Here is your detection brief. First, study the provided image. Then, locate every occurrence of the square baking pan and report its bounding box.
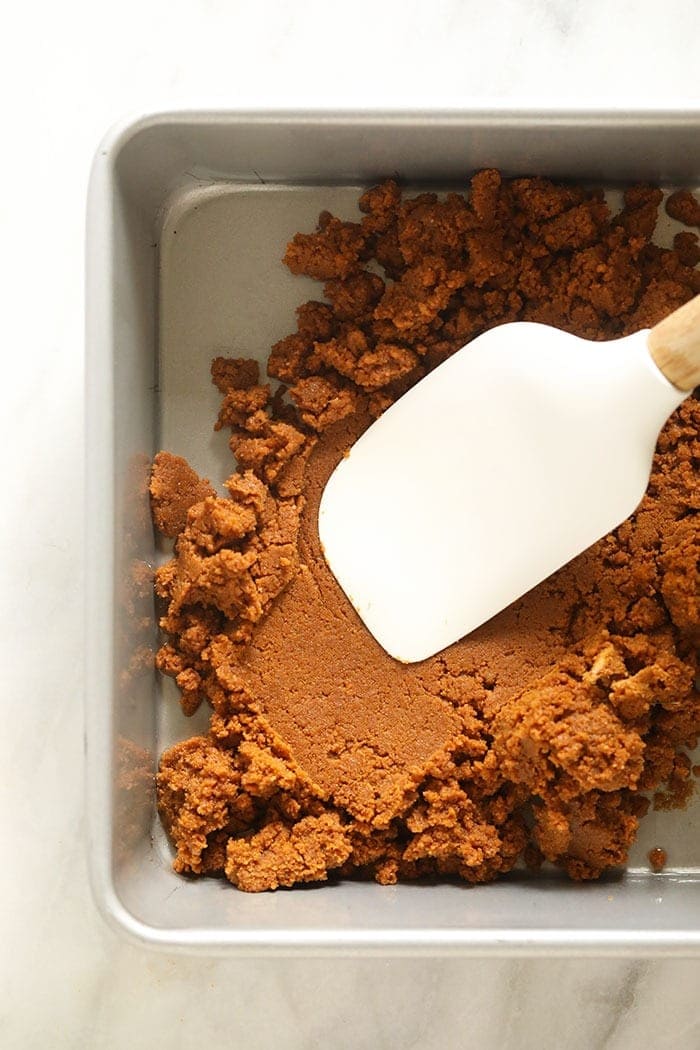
[86,109,700,955]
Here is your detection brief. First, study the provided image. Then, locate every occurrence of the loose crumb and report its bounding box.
[150,452,216,537]
[666,190,700,228]
[648,847,667,873]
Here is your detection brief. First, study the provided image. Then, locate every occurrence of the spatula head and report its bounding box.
[318,322,686,663]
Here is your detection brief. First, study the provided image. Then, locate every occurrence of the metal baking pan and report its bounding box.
[86,110,700,954]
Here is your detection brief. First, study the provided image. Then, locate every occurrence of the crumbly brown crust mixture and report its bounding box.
[153,172,699,892]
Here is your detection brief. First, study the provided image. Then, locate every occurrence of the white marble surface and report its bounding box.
[3,1,700,1046]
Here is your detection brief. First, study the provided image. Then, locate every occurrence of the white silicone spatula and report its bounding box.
[319,295,700,664]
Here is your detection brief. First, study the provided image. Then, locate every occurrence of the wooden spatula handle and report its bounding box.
[647,294,700,391]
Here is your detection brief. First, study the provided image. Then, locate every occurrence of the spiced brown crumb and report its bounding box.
[211,356,260,394]
[289,375,361,431]
[648,847,667,873]
[283,216,366,280]
[150,452,216,537]
[673,231,700,268]
[666,189,700,228]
